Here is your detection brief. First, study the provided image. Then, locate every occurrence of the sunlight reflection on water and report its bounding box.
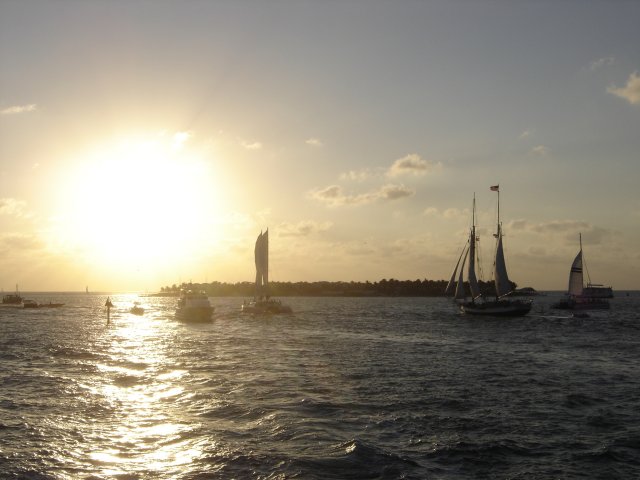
[86,303,206,477]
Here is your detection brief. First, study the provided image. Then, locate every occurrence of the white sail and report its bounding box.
[445,244,467,295]
[253,229,270,299]
[568,249,583,296]
[494,225,512,298]
[263,229,269,296]
[454,247,469,301]
[254,231,263,297]
[468,225,481,299]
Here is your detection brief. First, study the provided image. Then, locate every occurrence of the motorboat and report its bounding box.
[129,302,145,315]
[175,290,214,322]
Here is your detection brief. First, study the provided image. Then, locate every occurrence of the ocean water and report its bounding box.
[1,293,639,479]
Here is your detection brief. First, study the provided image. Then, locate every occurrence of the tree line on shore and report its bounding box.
[158,278,519,297]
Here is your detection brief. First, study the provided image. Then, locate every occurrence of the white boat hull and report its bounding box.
[175,306,214,322]
[175,290,214,322]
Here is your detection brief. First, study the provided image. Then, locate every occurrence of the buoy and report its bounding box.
[105,296,113,324]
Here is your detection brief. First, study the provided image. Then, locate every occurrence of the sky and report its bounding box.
[1,0,639,293]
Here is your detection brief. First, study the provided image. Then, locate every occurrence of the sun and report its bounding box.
[51,134,225,273]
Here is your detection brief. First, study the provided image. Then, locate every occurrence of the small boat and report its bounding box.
[2,285,24,307]
[445,187,532,317]
[241,229,292,314]
[2,294,23,306]
[552,234,611,310]
[129,302,145,315]
[22,299,39,308]
[24,300,65,308]
[175,290,214,322]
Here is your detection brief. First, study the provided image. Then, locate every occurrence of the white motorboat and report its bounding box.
[175,290,214,322]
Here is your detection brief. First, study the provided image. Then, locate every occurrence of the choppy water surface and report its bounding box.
[1,293,639,479]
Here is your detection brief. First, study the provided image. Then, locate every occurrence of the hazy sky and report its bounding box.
[1,0,639,292]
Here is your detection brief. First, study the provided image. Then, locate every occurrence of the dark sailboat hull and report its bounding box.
[461,299,532,317]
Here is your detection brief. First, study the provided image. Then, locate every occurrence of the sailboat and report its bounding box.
[241,229,292,314]
[445,195,482,304]
[446,186,532,316]
[552,234,611,310]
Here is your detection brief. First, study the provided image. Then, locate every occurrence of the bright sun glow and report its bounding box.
[52,134,225,273]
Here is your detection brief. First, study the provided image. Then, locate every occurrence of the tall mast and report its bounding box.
[497,188,500,229]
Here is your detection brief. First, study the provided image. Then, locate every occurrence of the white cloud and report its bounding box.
[305,138,324,147]
[339,168,380,182]
[518,129,533,139]
[387,153,440,177]
[241,141,263,150]
[589,56,615,71]
[278,220,333,237]
[172,131,192,149]
[530,145,549,157]
[379,184,414,200]
[423,207,439,216]
[0,233,43,252]
[607,71,640,105]
[0,198,28,217]
[507,219,612,245]
[309,183,414,207]
[1,104,37,115]
[443,208,469,220]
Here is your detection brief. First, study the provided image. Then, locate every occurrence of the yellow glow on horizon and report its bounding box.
[50,134,227,273]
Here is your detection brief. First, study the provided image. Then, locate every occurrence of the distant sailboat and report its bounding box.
[447,186,532,316]
[552,234,611,310]
[241,229,292,314]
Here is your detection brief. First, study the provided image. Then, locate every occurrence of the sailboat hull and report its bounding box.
[461,299,532,317]
[241,299,292,314]
[552,296,610,310]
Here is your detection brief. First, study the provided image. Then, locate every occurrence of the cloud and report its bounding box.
[339,168,380,182]
[241,141,263,150]
[507,219,612,245]
[607,71,640,105]
[309,184,414,207]
[589,56,615,71]
[1,104,37,115]
[387,153,440,177]
[0,198,28,217]
[0,233,43,252]
[443,208,469,220]
[379,184,414,200]
[518,129,533,139]
[423,207,439,216]
[305,138,324,147]
[530,145,549,157]
[172,131,192,149]
[278,220,333,237]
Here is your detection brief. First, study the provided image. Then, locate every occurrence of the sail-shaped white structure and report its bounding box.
[552,234,610,310]
[242,229,292,314]
[447,195,482,303]
[494,225,513,298]
[254,230,269,299]
[567,249,584,297]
